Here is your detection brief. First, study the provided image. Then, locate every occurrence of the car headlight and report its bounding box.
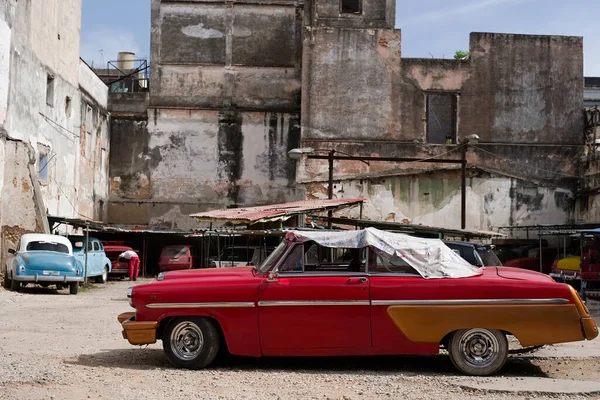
[157,272,165,281]
[127,287,133,307]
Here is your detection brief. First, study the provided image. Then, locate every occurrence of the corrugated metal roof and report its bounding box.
[190,198,364,224]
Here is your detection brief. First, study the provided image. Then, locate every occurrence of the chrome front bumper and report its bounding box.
[13,274,84,283]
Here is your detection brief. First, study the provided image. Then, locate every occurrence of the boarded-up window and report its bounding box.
[46,74,55,107]
[85,105,94,158]
[340,0,361,14]
[426,93,458,144]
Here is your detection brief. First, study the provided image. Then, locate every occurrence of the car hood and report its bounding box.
[19,251,77,271]
[162,266,254,280]
[494,266,555,283]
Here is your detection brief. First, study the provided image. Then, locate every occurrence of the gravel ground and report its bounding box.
[0,279,599,400]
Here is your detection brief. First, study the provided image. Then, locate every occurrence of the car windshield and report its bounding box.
[162,246,188,257]
[26,241,69,254]
[258,242,287,272]
[476,246,503,266]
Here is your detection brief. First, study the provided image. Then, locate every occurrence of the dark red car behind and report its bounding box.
[159,245,198,272]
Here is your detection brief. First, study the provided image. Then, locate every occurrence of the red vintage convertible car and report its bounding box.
[118,228,598,376]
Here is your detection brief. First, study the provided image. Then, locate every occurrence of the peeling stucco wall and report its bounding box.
[107,0,304,227]
[298,30,583,230]
[0,0,109,249]
[304,169,574,231]
[108,109,302,227]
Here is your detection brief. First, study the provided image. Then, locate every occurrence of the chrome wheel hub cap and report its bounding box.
[460,329,499,368]
[171,322,204,360]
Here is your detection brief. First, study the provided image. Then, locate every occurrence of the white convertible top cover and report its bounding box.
[286,227,482,279]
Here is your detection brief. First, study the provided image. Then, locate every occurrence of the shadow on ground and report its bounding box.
[66,348,547,377]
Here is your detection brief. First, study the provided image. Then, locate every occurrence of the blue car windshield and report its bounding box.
[26,241,69,254]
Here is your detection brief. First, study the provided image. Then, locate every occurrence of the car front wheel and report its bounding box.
[448,328,508,376]
[163,317,220,370]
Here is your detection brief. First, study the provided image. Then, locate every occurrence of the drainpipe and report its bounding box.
[84,222,89,285]
[328,150,334,229]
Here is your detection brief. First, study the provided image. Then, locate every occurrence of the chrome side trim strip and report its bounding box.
[372,298,570,306]
[258,300,371,307]
[147,302,256,309]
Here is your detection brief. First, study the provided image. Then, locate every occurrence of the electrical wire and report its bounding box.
[51,177,92,220]
[470,145,582,179]
[39,112,80,141]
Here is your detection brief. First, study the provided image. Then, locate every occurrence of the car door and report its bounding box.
[258,243,371,352]
[367,248,440,354]
[92,240,102,276]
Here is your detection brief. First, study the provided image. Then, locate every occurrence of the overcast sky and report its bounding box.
[81,0,600,76]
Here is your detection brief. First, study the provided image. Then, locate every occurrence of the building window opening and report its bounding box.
[426,92,458,144]
[340,0,361,14]
[46,74,55,107]
[65,96,72,117]
[38,153,49,182]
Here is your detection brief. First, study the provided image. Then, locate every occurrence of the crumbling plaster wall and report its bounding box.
[298,32,583,230]
[107,0,304,227]
[108,109,302,227]
[462,33,583,144]
[0,0,109,253]
[310,170,574,230]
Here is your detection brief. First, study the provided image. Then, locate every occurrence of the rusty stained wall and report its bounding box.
[107,0,305,228]
[400,33,583,143]
[302,28,401,141]
[298,32,583,230]
[297,140,580,230]
[107,109,302,228]
[150,0,302,110]
[312,169,574,230]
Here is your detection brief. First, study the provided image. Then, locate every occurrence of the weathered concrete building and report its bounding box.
[0,0,109,250]
[107,0,303,228]
[300,31,583,230]
[107,0,585,232]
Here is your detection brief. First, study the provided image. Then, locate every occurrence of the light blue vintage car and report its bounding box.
[67,236,112,283]
[3,234,84,294]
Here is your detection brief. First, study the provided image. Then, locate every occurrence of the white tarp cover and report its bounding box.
[287,227,482,279]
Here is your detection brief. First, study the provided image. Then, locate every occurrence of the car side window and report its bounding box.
[278,245,304,273]
[368,248,420,275]
[93,242,100,251]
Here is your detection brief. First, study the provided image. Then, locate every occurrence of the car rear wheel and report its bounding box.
[95,267,108,284]
[10,274,20,292]
[448,328,508,376]
[69,283,79,295]
[2,271,10,289]
[163,317,220,370]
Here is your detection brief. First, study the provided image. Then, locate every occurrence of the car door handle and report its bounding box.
[347,277,368,283]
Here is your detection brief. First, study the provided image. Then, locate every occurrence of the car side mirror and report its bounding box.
[7,248,16,255]
[266,271,279,282]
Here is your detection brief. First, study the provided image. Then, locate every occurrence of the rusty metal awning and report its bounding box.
[190,198,365,225]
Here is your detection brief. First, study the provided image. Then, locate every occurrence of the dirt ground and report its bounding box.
[1,279,599,400]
